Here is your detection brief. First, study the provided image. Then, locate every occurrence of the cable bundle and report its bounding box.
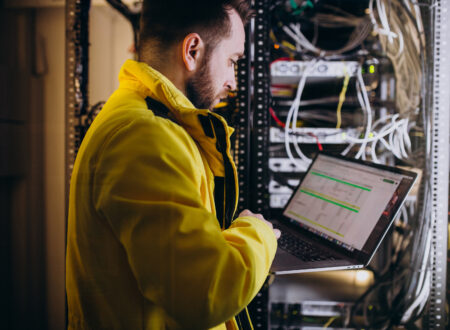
[369,0,424,115]
[283,59,319,170]
[281,18,372,56]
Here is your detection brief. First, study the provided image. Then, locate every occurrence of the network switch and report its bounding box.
[270,127,357,144]
[271,61,359,85]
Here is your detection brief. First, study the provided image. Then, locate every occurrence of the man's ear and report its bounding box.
[182,33,205,72]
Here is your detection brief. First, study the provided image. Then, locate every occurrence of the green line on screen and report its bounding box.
[301,187,360,210]
[287,210,344,237]
[311,171,371,191]
[300,189,359,213]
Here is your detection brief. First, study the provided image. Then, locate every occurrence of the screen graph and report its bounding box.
[284,154,405,250]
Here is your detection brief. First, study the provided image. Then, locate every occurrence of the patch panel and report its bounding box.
[269,179,298,194]
[269,158,308,173]
[270,193,292,209]
[271,61,359,85]
[269,127,357,144]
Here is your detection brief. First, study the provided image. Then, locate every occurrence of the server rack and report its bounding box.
[246,0,448,329]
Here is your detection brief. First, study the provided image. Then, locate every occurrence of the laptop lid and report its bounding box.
[281,152,418,266]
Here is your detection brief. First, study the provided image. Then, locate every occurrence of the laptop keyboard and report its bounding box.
[278,230,337,262]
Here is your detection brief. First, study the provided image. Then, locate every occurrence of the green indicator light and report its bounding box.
[383,179,395,184]
[369,65,375,74]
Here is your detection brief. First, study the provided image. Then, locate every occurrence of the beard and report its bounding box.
[186,53,217,110]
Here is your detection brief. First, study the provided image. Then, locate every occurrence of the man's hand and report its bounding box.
[239,209,281,239]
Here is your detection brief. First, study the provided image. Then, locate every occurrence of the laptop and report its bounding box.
[270,152,418,275]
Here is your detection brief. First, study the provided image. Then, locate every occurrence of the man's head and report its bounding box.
[139,0,252,109]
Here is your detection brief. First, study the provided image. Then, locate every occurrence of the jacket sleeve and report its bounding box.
[92,116,278,329]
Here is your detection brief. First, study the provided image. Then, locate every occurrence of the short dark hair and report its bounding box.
[139,0,253,57]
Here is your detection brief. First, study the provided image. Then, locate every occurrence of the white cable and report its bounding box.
[341,142,354,156]
[284,60,318,169]
[404,0,424,37]
[354,68,373,159]
[345,119,403,143]
[347,112,411,162]
[291,23,319,53]
[408,201,415,217]
[371,142,380,163]
[398,127,408,158]
[400,270,431,323]
[389,130,402,159]
[387,19,406,62]
[415,230,432,297]
[372,114,394,130]
[370,115,395,163]
[293,25,319,53]
[400,204,409,225]
[351,119,412,162]
[369,0,399,42]
[291,60,319,163]
[400,231,432,323]
[397,130,407,158]
[415,273,431,316]
[403,118,412,152]
[282,25,303,49]
[289,61,317,162]
[378,0,405,59]
[284,98,303,169]
[283,24,319,54]
[390,125,401,158]
[378,121,397,151]
[370,0,404,61]
[389,116,404,158]
[377,0,395,43]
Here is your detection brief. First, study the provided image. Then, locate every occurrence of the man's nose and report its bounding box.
[225,66,237,91]
[226,75,237,91]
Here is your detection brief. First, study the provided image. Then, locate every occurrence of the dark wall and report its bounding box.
[0,6,47,330]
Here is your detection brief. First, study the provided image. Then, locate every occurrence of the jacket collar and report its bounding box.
[118,60,235,176]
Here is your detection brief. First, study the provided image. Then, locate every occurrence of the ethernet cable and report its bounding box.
[284,59,319,169]
[342,67,412,162]
[369,0,399,44]
[354,67,373,160]
[345,115,410,163]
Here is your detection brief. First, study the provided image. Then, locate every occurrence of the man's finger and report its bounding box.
[273,229,281,239]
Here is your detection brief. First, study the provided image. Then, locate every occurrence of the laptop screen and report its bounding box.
[283,153,417,256]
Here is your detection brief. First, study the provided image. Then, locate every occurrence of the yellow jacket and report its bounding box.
[66,60,277,329]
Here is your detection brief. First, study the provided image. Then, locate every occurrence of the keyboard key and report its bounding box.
[278,231,335,262]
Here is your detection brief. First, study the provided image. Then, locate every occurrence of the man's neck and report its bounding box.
[141,48,187,96]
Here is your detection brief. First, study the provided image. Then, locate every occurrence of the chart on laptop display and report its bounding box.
[284,155,403,250]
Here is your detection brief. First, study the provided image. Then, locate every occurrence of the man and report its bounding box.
[66,0,280,329]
